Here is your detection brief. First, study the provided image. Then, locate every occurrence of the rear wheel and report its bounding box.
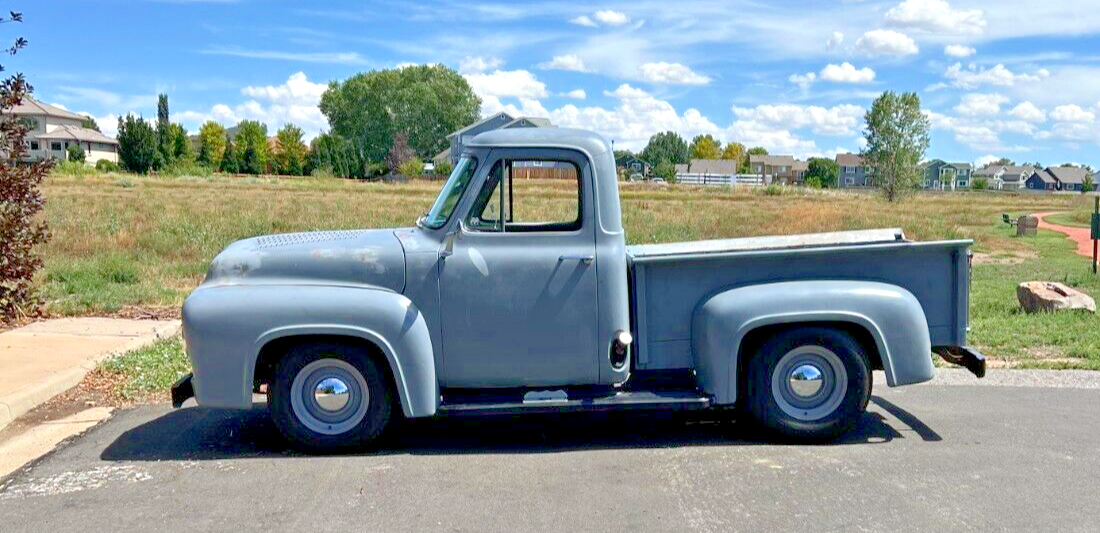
[746,327,871,441]
[269,342,394,453]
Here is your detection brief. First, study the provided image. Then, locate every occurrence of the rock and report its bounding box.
[1017,281,1096,313]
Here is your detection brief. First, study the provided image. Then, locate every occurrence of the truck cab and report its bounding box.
[177,127,985,452]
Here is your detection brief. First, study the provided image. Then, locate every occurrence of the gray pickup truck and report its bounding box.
[174,127,984,452]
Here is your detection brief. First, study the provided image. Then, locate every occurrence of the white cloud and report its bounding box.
[1050,104,1096,123]
[569,15,597,27]
[1036,122,1099,143]
[177,72,329,140]
[953,93,1009,116]
[973,154,1000,168]
[826,31,844,51]
[562,89,587,100]
[885,0,986,35]
[855,29,919,56]
[943,62,1050,89]
[459,56,503,75]
[463,69,549,100]
[927,110,1033,151]
[789,72,817,91]
[1008,102,1046,123]
[638,62,711,85]
[819,62,876,83]
[731,103,865,137]
[944,44,976,58]
[199,47,369,65]
[593,10,630,26]
[538,54,591,72]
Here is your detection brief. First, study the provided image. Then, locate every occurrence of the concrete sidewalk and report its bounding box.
[0,318,181,431]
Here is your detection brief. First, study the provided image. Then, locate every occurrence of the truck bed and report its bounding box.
[627,228,972,371]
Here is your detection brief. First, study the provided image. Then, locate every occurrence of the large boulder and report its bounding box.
[1017,281,1096,313]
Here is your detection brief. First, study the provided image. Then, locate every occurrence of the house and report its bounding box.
[923,160,973,190]
[9,97,118,165]
[973,164,1035,190]
[434,112,552,165]
[748,154,796,184]
[615,153,651,178]
[791,159,809,183]
[674,159,738,185]
[1025,166,1092,191]
[836,153,869,187]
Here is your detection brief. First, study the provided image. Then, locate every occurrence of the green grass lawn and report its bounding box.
[39,170,1100,371]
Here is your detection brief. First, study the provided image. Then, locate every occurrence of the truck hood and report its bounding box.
[201,229,406,292]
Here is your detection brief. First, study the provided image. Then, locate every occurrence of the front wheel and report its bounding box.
[269,342,394,453]
[746,327,871,441]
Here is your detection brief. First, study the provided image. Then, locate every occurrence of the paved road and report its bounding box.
[1,376,1098,533]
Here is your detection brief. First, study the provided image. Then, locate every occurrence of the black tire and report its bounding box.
[746,326,871,442]
[269,342,394,453]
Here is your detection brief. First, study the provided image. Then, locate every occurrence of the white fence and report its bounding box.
[676,173,769,187]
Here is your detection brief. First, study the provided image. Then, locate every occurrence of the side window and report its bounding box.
[466,158,582,233]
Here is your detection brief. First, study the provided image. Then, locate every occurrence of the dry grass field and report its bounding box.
[37,172,1100,369]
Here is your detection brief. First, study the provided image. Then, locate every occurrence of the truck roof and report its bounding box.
[467,127,612,157]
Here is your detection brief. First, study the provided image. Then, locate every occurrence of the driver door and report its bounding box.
[437,149,599,388]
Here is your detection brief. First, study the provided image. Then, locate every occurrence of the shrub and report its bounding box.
[386,131,414,172]
[160,159,212,177]
[398,157,424,177]
[435,159,453,177]
[117,114,158,174]
[67,143,86,163]
[95,159,120,173]
[761,183,786,196]
[367,161,388,178]
[51,159,95,176]
[309,166,337,180]
[971,177,988,190]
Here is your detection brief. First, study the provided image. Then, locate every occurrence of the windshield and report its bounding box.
[420,157,477,229]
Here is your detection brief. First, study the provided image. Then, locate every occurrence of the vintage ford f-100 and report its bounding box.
[174,127,984,452]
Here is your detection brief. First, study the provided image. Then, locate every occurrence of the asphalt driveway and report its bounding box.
[1,372,1098,533]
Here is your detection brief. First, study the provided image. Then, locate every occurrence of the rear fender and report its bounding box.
[692,280,933,405]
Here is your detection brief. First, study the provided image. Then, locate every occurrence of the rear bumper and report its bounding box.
[933,346,986,378]
[171,373,195,408]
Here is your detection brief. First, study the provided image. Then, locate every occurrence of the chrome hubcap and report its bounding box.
[314,377,351,411]
[788,364,824,397]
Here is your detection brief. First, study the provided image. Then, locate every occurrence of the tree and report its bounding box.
[1083,174,1095,193]
[197,121,227,169]
[169,123,192,161]
[988,157,1014,167]
[862,91,930,202]
[80,115,100,132]
[320,65,481,161]
[747,146,768,156]
[233,120,268,174]
[219,133,238,173]
[613,149,633,162]
[721,141,747,172]
[0,11,51,320]
[386,131,415,172]
[273,123,307,175]
[116,114,158,174]
[805,157,839,188]
[689,134,721,159]
[653,160,676,182]
[66,143,85,163]
[155,93,172,168]
[309,132,362,178]
[641,131,689,166]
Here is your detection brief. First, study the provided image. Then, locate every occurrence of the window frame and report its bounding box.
[463,156,585,235]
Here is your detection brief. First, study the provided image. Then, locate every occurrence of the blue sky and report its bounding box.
[14,0,1100,167]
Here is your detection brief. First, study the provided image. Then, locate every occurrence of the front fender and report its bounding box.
[692,280,933,405]
[182,284,438,417]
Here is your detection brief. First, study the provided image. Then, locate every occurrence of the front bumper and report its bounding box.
[171,373,195,408]
[933,346,986,378]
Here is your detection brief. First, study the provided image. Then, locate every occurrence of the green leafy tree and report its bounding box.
[80,115,100,132]
[233,120,268,174]
[0,11,53,320]
[805,157,839,188]
[320,64,481,161]
[862,91,930,202]
[197,121,227,169]
[155,93,172,168]
[273,123,307,175]
[747,146,768,156]
[971,177,989,190]
[721,142,747,172]
[613,149,633,162]
[66,143,85,163]
[654,160,676,182]
[641,131,689,167]
[116,114,158,174]
[309,132,362,178]
[219,133,238,173]
[689,134,721,159]
[169,123,192,161]
[1083,174,1095,193]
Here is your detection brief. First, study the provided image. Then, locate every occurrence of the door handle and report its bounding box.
[559,254,594,265]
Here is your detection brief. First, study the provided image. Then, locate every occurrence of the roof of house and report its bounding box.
[792,159,809,172]
[1001,166,1034,181]
[973,165,1004,177]
[1046,166,1090,184]
[678,159,738,175]
[7,97,87,121]
[502,116,552,128]
[748,154,796,166]
[835,153,862,167]
[447,112,515,139]
[32,124,118,145]
[432,146,451,163]
[616,154,651,166]
[1030,169,1057,184]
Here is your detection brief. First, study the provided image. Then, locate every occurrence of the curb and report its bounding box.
[0,321,181,432]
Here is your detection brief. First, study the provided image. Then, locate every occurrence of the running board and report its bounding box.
[437,389,711,417]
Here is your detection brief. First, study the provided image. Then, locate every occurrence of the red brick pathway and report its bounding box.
[1034,212,1097,263]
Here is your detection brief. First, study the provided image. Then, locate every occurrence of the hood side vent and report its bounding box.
[255,230,369,249]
